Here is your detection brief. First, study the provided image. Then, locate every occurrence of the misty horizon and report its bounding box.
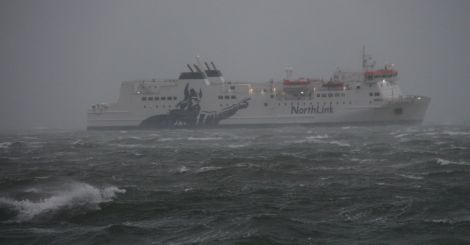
[1,0,469,130]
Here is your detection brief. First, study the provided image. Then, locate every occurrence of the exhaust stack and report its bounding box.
[211,62,217,70]
[204,62,211,70]
[187,64,194,72]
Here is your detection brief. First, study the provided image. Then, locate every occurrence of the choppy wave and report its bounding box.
[1,125,470,244]
[0,182,125,222]
[436,158,468,166]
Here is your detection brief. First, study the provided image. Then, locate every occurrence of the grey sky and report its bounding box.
[1,0,469,130]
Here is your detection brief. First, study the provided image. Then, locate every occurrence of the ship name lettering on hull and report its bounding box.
[291,105,333,114]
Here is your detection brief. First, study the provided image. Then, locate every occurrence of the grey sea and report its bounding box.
[1,125,470,244]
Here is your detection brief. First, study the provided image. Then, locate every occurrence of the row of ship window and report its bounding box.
[141,92,378,102]
[316,93,346,98]
[142,96,177,101]
[216,101,353,108]
[276,101,352,106]
[218,95,237,100]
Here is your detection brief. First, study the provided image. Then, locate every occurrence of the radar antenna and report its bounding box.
[362,45,376,70]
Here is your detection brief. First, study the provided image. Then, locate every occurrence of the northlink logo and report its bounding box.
[291,104,333,114]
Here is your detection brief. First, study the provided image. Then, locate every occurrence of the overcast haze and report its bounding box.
[1,0,469,130]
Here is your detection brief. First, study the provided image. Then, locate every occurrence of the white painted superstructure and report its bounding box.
[87,50,430,129]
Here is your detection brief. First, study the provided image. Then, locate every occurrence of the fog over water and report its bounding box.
[1,0,469,130]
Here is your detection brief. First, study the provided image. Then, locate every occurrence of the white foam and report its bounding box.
[71,139,83,145]
[187,137,223,141]
[394,133,409,138]
[177,166,190,173]
[196,166,223,173]
[0,182,125,222]
[228,144,249,148]
[112,143,153,149]
[436,158,468,166]
[398,174,424,180]
[0,142,12,149]
[328,140,351,147]
[442,130,470,136]
[306,134,329,140]
[293,134,330,143]
[158,137,182,142]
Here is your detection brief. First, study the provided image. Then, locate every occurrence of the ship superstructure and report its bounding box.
[87,50,430,129]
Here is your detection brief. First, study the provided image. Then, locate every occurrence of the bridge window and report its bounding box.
[224,96,230,99]
[369,92,373,96]
[335,93,340,97]
[142,97,147,101]
[167,96,172,100]
[161,97,166,101]
[173,96,177,100]
[374,92,380,96]
[155,97,159,101]
[321,94,327,98]
[148,97,153,101]
[231,95,236,99]
[317,93,321,98]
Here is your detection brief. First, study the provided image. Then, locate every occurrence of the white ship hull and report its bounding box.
[87,56,430,129]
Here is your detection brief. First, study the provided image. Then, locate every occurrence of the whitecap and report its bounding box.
[177,166,189,173]
[158,137,181,142]
[228,144,249,148]
[306,134,329,140]
[187,137,223,141]
[112,143,152,149]
[293,134,330,143]
[398,174,424,180]
[0,142,12,149]
[394,133,409,138]
[196,166,223,173]
[442,130,470,136]
[436,158,468,166]
[0,182,125,222]
[328,140,351,147]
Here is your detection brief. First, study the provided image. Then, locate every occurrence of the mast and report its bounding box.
[362,45,367,70]
[362,45,375,71]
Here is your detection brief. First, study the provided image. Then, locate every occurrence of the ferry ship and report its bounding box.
[87,48,430,129]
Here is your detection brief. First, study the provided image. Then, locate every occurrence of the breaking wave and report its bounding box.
[436,158,468,166]
[0,182,125,222]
